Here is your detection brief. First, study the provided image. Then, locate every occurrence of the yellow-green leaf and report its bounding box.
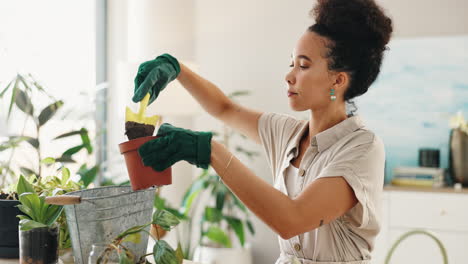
[122,232,141,244]
[41,157,56,165]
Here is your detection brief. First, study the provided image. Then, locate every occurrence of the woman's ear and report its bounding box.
[333,72,349,92]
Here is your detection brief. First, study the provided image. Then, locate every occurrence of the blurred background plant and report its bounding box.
[450,111,468,134]
[0,74,103,253]
[0,73,99,191]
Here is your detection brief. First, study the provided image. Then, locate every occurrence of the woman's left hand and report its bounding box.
[138,123,213,172]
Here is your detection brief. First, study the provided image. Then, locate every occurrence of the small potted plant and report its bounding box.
[16,175,64,264]
[119,93,171,190]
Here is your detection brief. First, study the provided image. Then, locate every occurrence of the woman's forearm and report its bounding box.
[176,63,232,118]
[210,139,297,239]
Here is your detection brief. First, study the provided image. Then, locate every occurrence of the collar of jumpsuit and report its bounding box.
[286,114,366,157]
[256,112,385,264]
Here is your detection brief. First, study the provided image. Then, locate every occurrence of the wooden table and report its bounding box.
[0,258,201,264]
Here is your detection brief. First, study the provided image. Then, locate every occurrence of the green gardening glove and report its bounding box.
[138,123,213,172]
[132,53,181,105]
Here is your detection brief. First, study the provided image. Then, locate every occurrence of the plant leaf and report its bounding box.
[204,207,222,223]
[204,226,231,248]
[17,214,31,221]
[61,167,70,183]
[116,224,148,240]
[154,194,166,210]
[44,204,63,226]
[17,204,34,219]
[79,129,93,153]
[246,219,255,235]
[0,78,13,98]
[41,157,56,165]
[175,243,184,264]
[55,155,76,163]
[122,232,142,244]
[18,219,47,231]
[18,192,41,222]
[14,89,34,116]
[153,240,179,264]
[180,177,209,215]
[38,100,64,126]
[23,136,39,149]
[232,193,247,213]
[53,129,84,140]
[215,185,227,211]
[62,145,84,157]
[165,207,188,220]
[224,216,245,246]
[0,136,29,152]
[77,165,99,187]
[118,249,133,264]
[20,167,37,177]
[152,209,180,231]
[7,77,19,120]
[17,175,35,195]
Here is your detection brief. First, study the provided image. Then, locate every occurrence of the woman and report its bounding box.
[135,0,393,263]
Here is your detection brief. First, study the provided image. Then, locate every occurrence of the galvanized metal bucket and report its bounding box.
[62,186,155,264]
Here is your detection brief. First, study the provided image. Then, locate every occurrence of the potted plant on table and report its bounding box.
[0,73,98,259]
[16,174,64,263]
[119,92,172,191]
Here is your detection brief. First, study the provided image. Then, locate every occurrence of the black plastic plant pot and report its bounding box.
[0,200,21,258]
[19,226,59,264]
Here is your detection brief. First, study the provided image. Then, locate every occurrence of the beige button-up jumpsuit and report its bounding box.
[257,112,385,264]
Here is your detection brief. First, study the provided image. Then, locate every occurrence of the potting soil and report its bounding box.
[125,121,155,140]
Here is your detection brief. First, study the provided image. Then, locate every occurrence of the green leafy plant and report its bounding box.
[13,157,94,249]
[0,74,98,192]
[31,158,90,249]
[96,193,184,264]
[15,174,64,231]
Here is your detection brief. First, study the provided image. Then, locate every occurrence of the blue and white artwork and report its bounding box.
[356,35,468,184]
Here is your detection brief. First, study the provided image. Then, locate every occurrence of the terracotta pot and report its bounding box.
[119,136,172,190]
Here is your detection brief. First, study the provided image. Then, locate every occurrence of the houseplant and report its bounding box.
[91,193,183,264]
[119,93,172,190]
[28,158,91,263]
[167,90,258,263]
[16,174,64,263]
[0,73,98,258]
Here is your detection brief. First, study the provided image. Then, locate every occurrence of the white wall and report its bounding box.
[193,0,468,263]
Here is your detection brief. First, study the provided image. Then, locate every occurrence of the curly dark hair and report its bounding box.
[308,0,393,107]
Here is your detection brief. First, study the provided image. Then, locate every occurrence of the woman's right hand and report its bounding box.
[132,53,181,105]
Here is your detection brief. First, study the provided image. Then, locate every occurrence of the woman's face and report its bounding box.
[285,31,340,112]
